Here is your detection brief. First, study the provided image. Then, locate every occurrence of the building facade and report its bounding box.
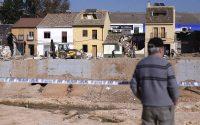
[11,18,43,56]
[145,3,176,56]
[109,12,145,34]
[37,13,77,56]
[73,9,110,58]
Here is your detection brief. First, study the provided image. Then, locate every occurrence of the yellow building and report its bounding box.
[145,2,176,56]
[73,9,110,57]
[11,18,43,56]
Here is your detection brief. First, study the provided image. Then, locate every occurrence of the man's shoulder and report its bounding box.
[137,56,170,67]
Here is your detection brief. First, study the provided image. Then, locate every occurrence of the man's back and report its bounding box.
[131,55,179,107]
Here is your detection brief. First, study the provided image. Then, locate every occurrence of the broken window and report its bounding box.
[83,30,88,37]
[44,32,50,39]
[152,11,167,16]
[92,30,97,39]
[161,27,166,38]
[134,27,140,34]
[82,45,88,52]
[62,32,67,43]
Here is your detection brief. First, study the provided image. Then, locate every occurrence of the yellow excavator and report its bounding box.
[58,43,82,59]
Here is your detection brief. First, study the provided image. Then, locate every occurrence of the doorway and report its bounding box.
[92,45,97,57]
[29,45,34,56]
[164,44,170,56]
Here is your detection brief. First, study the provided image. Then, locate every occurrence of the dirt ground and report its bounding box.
[0,83,199,125]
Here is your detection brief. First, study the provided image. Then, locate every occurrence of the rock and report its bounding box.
[63,110,78,120]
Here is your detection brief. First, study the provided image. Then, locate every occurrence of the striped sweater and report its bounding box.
[131,55,179,107]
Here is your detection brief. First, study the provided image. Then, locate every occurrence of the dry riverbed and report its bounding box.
[0,83,199,125]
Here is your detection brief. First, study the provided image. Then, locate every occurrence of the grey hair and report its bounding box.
[148,44,160,54]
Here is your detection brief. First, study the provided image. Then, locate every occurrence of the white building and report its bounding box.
[37,13,77,56]
[109,12,145,34]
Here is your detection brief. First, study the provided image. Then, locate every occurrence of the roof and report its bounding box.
[109,12,200,25]
[73,10,107,26]
[109,12,145,24]
[12,18,43,28]
[104,33,123,44]
[38,13,78,28]
[176,13,200,24]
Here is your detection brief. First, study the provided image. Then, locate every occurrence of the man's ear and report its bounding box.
[159,47,164,53]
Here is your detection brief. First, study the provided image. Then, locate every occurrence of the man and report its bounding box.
[130,38,179,125]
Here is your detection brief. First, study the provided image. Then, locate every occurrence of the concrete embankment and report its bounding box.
[0,58,199,82]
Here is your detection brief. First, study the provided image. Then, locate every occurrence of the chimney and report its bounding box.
[147,1,151,7]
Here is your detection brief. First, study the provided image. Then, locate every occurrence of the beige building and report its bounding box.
[145,3,176,56]
[12,18,43,56]
[73,9,110,58]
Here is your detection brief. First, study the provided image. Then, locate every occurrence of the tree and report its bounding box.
[0,0,70,24]
[0,0,24,24]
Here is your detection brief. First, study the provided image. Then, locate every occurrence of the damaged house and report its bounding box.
[145,2,176,56]
[37,13,77,56]
[73,9,110,58]
[109,12,145,34]
[11,18,43,56]
[103,33,123,58]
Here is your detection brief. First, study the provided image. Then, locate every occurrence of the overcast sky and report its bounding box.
[70,0,200,13]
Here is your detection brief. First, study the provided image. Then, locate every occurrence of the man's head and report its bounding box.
[148,37,164,57]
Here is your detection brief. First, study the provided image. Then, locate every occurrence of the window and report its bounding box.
[27,32,34,40]
[82,45,88,52]
[134,27,140,34]
[153,27,158,37]
[82,30,88,37]
[161,27,166,38]
[62,32,67,43]
[18,35,24,41]
[44,32,50,39]
[92,30,97,39]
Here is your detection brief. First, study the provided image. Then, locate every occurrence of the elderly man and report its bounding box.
[131,38,179,125]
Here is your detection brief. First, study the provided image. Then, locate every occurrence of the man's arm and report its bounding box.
[167,63,179,105]
[130,67,141,100]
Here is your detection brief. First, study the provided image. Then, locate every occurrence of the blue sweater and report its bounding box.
[130,55,179,107]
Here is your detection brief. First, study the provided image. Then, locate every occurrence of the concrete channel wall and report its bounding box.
[0,58,199,83]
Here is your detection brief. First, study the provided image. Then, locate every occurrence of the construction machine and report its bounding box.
[58,43,82,59]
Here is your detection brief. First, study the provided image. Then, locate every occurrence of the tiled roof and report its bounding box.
[109,12,145,24]
[38,13,78,28]
[12,18,43,28]
[176,13,200,24]
[104,33,123,44]
[73,10,107,26]
[109,12,200,24]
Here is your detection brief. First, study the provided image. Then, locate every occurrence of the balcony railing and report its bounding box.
[18,35,24,41]
[27,35,34,41]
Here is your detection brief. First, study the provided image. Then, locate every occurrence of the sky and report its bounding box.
[70,0,200,13]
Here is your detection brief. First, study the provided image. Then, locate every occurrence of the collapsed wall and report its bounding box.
[0,58,199,83]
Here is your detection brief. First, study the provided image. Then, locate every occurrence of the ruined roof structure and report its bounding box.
[73,9,107,27]
[146,4,174,24]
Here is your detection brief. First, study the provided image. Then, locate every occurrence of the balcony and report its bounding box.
[27,35,34,41]
[150,32,167,39]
